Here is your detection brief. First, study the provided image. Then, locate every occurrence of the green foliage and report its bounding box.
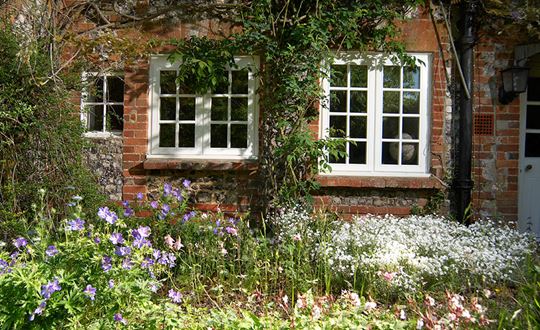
[0,18,104,233]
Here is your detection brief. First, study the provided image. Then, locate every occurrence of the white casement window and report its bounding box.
[148,56,259,160]
[321,53,431,176]
[81,73,125,134]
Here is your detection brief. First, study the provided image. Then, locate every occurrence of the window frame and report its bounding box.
[148,55,259,160]
[80,72,125,137]
[320,53,431,177]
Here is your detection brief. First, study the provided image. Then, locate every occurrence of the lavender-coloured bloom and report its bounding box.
[136,192,144,200]
[67,218,85,231]
[182,179,191,188]
[132,226,151,240]
[124,207,134,217]
[122,200,129,207]
[114,313,127,325]
[115,246,131,257]
[98,207,118,225]
[45,245,58,257]
[163,183,172,196]
[41,278,61,299]
[132,238,151,249]
[97,206,109,219]
[13,237,27,249]
[108,279,115,288]
[225,227,238,236]
[109,233,125,245]
[10,251,19,263]
[141,257,154,269]
[122,258,133,270]
[161,204,170,216]
[150,201,158,209]
[29,301,46,321]
[102,256,112,272]
[84,284,96,300]
[152,249,161,260]
[0,259,9,274]
[94,236,101,244]
[168,289,182,303]
[149,283,158,292]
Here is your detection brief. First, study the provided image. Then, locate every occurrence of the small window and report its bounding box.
[149,56,259,159]
[81,74,125,133]
[321,53,431,176]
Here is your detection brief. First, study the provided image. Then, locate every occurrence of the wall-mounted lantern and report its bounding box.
[499,66,530,104]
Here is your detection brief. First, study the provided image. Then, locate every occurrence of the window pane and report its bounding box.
[349,142,366,164]
[232,69,248,94]
[403,66,420,89]
[382,142,399,164]
[383,117,399,139]
[211,97,228,121]
[231,124,247,148]
[350,65,367,87]
[330,65,347,87]
[329,143,346,164]
[213,73,229,94]
[231,97,248,121]
[526,105,540,129]
[525,133,540,157]
[383,66,400,88]
[350,91,367,113]
[330,116,346,137]
[527,77,540,102]
[178,124,195,147]
[160,71,176,94]
[159,124,175,147]
[179,97,195,120]
[108,76,124,102]
[402,142,419,165]
[330,91,346,112]
[211,124,228,147]
[87,105,104,131]
[178,73,196,94]
[383,91,400,113]
[160,97,176,120]
[349,116,366,138]
[106,105,123,131]
[403,92,420,114]
[402,117,419,139]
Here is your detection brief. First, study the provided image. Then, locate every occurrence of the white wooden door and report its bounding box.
[518,76,540,239]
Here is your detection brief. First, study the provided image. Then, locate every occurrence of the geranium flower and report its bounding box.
[29,301,46,321]
[150,201,158,209]
[109,233,124,245]
[45,245,58,257]
[98,207,118,225]
[114,313,127,325]
[164,235,174,248]
[41,278,61,299]
[13,237,27,249]
[84,284,96,300]
[122,258,133,270]
[168,289,182,303]
[136,192,144,200]
[66,219,85,231]
[101,256,112,272]
[108,279,115,288]
[164,183,172,196]
[115,246,131,257]
[182,179,191,188]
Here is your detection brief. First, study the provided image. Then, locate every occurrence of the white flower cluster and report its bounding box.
[271,209,536,292]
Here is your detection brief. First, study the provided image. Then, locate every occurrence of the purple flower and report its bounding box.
[115,246,131,257]
[136,192,144,200]
[182,211,196,223]
[182,179,191,188]
[108,279,115,288]
[132,238,151,249]
[141,257,154,269]
[152,249,161,260]
[0,259,8,273]
[150,201,158,209]
[98,207,118,225]
[102,256,112,272]
[94,236,101,244]
[132,226,151,239]
[13,237,27,249]
[124,208,134,217]
[122,200,130,207]
[149,283,158,292]
[67,218,85,231]
[159,252,176,268]
[109,233,125,245]
[84,284,96,300]
[45,245,58,257]
[122,258,133,270]
[41,278,61,299]
[161,204,170,216]
[114,313,127,325]
[164,183,172,196]
[29,301,46,321]
[168,289,182,303]
[225,227,238,236]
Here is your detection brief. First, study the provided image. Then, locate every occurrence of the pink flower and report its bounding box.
[292,234,301,241]
[164,235,174,248]
[382,271,396,282]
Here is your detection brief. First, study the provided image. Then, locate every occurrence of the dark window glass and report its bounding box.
[178,124,195,147]
[108,76,124,102]
[525,133,540,157]
[232,69,248,94]
[330,65,347,87]
[160,71,176,94]
[160,97,176,120]
[383,66,400,88]
[403,92,420,114]
[382,117,399,139]
[211,98,228,121]
[351,65,367,87]
[330,116,346,137]
[213,72,229,94]
[402,142,418,164]
[349,116,367,138]
[231,97,248,121]
[403,66,420,89]
[159,124,175,147]
[383,91,400,113]
[350,91,367,113]
[231,124,248,148]
[211,124,228,147]
[329,143,346,164]
[330,91,347,112]
[349,142,366,164]
[382,142,399,164]
[526,105,540,130]
[107,105,123,131]
[179,97,195,120]
[87,105,103,131]
[402,117,419,139]
[527,77,540,102]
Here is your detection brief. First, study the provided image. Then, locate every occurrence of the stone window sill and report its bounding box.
[143,159,258,171]
[316,175,443,189]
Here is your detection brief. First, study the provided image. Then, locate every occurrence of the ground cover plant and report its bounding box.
[0,182,537,329]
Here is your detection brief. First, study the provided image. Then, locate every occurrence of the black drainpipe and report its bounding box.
[454,0,477,224]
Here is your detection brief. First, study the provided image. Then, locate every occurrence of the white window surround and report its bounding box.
[320,53,431,177]
[148,55,259,160]
[80,72,125,137]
